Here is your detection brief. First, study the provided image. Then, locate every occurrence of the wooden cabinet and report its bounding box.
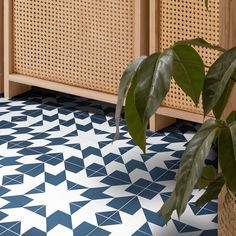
[4,0,149,101]
[3,0,235,131]
[149,0,236,131]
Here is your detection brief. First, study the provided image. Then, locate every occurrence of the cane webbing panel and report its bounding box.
[13,0,135,95]
[160,0,220,114]
[219,190,236,236]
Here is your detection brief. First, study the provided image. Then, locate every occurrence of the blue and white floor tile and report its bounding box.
[0,88,217,236]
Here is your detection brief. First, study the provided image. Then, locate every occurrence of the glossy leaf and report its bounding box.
[160,119,221,220]
[230,124,236,162]
[204,0,209,10]
[135,50,173,124]
[160,193,176,222]
[175,38,225,52]
[203,47,236,116]
[196,174,225,207]
[213,79,234,119]
[114,56,146,141]
[226,111,236,124]
[196,165,216,189]
[124,56,156,152]
[218,126,236,195]
[172,45,205,106]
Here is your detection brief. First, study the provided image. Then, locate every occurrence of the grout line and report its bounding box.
[179,224,188,233]
[137,229,152,236]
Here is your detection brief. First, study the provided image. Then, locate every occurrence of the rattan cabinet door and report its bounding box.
[13,0,137,95]
[159,0,220,115]
[5,0,149,99]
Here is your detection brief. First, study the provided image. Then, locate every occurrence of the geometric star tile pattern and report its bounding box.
[0,88,217,235]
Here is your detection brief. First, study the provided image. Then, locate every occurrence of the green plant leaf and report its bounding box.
[172,45,205,106]
[125,84,146,152]
[213,79,234,119]
[218,126,236,195]
[196,174,225,207]
[230,124,236,162]
[175,38,225,52]
[160,193,177,222]
[160,119,221,220]
[226,111,236,124]
[196,165,216,189]
[203,47,236,116]
[204,0,209,10]
[114,56,147,141]
[134,50,173,124]
[124,56,156,152]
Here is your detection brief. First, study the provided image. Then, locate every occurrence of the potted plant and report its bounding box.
[114,37,236,235]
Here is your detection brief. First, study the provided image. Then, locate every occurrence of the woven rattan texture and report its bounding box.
[13,0,135,95]
[159,0,220,114]
[219,190,236,236]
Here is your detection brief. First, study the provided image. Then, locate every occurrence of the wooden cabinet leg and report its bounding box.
[0,0,3,93]
[0,75,3,94]
[149,113,176,132]
[4,79,31,99]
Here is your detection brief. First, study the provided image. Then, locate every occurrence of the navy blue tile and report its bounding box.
[2,196,32,209]
[0,156,22,166]
[81,187,111,200]
[73,222,96,235]
[45,171,66,186]
[17,164,44,177]
[134,223,152,236]
[70,201,90,214]
[89,227,111,236]
[126,185,143,195]
[143,209,166,227]
[65,156,84,173]
[37,154,63,166]
[150,167,176,181]
[108,196,141,215]
[86,163,107,177]
[104,171,131,184]
[200,229,217,236]
[126,160,148,173]
[103,153,123,165]
[0,211,8,221]
[22,227,46,236]
[2,174,24,186]
[25,205,46,217]
[96,211,122,226]
[0,187,10,196]
[47,211,72,231]
[12,116,27,122]
[173,220,200,233]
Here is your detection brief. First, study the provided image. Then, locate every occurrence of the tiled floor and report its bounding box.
[0,88,217,236]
